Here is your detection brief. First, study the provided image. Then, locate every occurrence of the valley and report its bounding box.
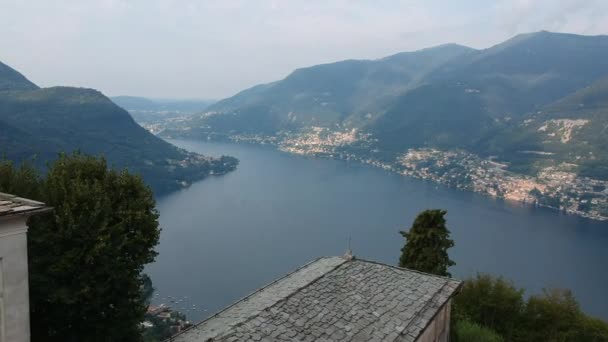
[4,3,608,341]
[142,31,608,220]
[156,125,608,220]
[0,63,237,194]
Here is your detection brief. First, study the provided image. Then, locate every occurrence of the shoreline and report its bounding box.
[166,135,608,222]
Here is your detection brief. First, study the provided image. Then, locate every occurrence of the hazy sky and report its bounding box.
[1,0,607,99]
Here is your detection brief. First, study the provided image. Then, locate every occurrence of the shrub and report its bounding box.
[454,320,504,342]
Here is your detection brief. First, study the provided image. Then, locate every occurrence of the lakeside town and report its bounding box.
[397,148,608,220]
[143,304,192,341]
[217,127,608,221]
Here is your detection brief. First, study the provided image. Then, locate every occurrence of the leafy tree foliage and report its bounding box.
[452,274,525,340]
[0,159,41,198]
[453,274,608,342]
[1,154,160,342]
[453,320,503,342]
[522,289,608,341]
[454,274,525,339]
[398,209,455,276]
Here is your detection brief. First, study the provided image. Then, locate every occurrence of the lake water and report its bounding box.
[146,140,608,322]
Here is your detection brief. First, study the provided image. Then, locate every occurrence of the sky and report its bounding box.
[1,0,608,99]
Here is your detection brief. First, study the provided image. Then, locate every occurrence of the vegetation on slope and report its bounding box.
[177,44,475,136]
[0,60,38,91]
[0,63,237,194]
[482,75,608,178]
[166,31,608,182]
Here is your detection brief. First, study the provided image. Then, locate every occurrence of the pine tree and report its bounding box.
[399,209,455,276]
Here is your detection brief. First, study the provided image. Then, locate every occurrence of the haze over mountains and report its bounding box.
[110,96,216,135]
[111,96,215,114]
[0,62,237,193]
[164,31,608,179]
[2,30,608,211]
[150,31,608,219]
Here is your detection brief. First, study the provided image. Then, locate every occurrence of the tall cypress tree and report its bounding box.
[399,209,455,276]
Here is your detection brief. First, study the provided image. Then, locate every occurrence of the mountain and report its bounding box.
[0,61,37,91]
[155,31,608,219]
[482,75,608,178]
[111,96,216,135]
[111,96,215,113]
[429,31,608,116]
[165,31,608,170]
[190,44,475,135]
[369,31,608,154]
[0,63,237,193]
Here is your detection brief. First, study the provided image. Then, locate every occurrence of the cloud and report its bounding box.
[0,0,606,98]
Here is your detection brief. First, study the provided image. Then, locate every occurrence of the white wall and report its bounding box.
[0,216,30,342]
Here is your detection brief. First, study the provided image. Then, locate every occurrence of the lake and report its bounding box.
[146,140,608,322]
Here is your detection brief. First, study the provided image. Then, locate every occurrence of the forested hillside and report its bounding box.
[0,63,237,193]
[160,31,608,219]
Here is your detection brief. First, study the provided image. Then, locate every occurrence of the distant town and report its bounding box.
[397,149,608,221]
[143,304,192,341]
[185,126,608,221]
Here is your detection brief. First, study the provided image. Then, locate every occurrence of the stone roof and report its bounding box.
[171,256,461,342]
[0,192,50,218]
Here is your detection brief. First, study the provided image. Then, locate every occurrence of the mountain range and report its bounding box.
[163,31,608,180]
[110,96,215,135]
[0,62,237,193]
[110,96,215,113]
[2,31,607,215]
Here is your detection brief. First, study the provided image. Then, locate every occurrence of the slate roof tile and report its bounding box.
[0,192,50,218]
[172,256,461,342]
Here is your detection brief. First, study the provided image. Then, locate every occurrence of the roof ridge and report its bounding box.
[13,196,46,206]
[353,257,461,282]
[0,192,17,199]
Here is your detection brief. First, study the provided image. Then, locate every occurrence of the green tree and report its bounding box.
[453,320,504,342]
[452,273,525,340]
[2,153,161,342]
[0,159,41,199]
[398,209,455,276]
[452,274,608,342]
[521,289,608,342]
[577,315,608,341]
[522,289,580,341]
